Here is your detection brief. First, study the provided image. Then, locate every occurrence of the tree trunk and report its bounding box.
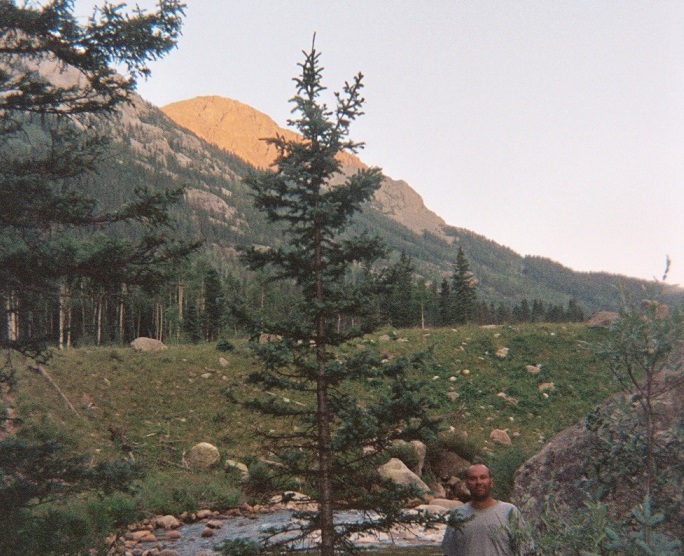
[6,294,18,342]
[58,281,69,350]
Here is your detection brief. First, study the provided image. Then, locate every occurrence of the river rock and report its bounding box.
[155,515,181,529]
[185,442,220,468]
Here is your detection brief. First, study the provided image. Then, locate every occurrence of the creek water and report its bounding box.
[155,510,445,556]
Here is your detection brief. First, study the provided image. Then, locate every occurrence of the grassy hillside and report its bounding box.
[12,324,619,506]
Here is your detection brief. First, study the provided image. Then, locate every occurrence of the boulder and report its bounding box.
[513,369,684,534]
[185,442,220,469]
[130,337,168,352]
[431,449,470,480]
[490,429,512,445]
[587,311,619,328]
[155,515,181,530]
[430,498,464,509]
[377,458,429,494]
[226,459,249,476]
[495,346,509,358]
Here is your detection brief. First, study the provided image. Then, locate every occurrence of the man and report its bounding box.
[442,463,530,556]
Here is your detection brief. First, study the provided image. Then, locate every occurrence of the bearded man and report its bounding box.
[442,463,533,556]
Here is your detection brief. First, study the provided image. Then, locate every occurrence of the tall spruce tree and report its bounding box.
[0,0,193,357]
[239,41,440,555]
[451,247,477,324]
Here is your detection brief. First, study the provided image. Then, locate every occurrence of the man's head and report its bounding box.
[465,463,494,504]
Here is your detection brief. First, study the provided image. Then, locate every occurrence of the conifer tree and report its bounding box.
[0,0,193,357]
[0,2,190,552]
[381,251,417,327]
[439,278,452,326]
[451,247,477,324]
[240,40,440,555]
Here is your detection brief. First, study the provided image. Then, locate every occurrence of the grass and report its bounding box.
[10,323,617,517]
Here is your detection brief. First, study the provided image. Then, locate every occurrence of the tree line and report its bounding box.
[2,247,585,350]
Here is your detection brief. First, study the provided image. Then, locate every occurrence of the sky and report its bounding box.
[73,1,684,287]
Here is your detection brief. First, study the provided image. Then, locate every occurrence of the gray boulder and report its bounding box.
[130,337,168,352]
[512,369,684,533]
[185,442,220,469]
[377,458,430,494]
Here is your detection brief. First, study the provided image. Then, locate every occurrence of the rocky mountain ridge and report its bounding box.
[161,96,449,240]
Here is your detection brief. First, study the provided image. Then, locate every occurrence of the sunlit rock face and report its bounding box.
[161,96,449,240]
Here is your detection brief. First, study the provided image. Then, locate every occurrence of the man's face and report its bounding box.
[465,464,494,501]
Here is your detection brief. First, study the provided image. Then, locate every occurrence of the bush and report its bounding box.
[216,340,236,352]
[431,430,481,462]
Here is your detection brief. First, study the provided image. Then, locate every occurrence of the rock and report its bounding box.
[490,429,512,445]
[201,527,214,538]
[259,333,282,344]
[378,334,391,342]
[415,503,450,515]
[495,346,509,358]
[526,364,542,375]
[185,443,220,469]
[431,448,470,480]
[497,392,518,405]
[538,382,555,393]
[206,520,223,529]
[377,458,429,494]
[157,550,181,556]
[428,480,447,498]
[130,337,168,352]
[155,515,181,529]
[429,498,464,509]
[587,311,619,328]
[219,357,229,367]
[165,530,182,540]
[195,509,215,519]
[411,440,427,477]
[513,369,684,535]
[225,459,249,476]
[269,491,312,508]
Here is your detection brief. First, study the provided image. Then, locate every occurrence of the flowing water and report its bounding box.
[155,510,445,556]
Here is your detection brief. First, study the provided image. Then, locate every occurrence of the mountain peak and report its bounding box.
[161,96,448,238]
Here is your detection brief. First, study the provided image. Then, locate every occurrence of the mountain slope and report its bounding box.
[50,89,678,314]
[162,96,449,240]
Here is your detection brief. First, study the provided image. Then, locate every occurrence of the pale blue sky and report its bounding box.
[74,1,684,286]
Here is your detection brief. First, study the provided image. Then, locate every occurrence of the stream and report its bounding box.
[153,510,445,556]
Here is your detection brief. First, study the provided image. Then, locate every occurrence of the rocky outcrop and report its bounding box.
[162,96,449,240]
[512,369,684,532]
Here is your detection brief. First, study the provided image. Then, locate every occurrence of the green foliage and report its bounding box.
[238,41,442,554]
[429,430,481,463]
[217,339,236,352]
[218,538,266,556]
[485,445,530,501]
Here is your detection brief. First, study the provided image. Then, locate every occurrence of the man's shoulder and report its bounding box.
[494,501,521,519]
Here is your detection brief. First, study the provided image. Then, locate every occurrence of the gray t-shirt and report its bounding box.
[442,501,521,556]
